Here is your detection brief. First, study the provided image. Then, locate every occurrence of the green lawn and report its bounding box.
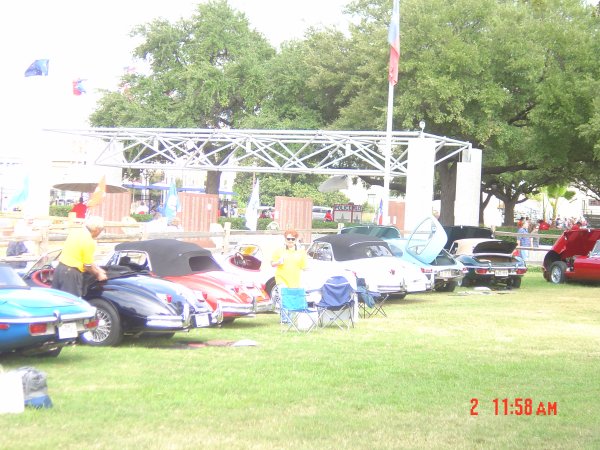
[2,273,600,449]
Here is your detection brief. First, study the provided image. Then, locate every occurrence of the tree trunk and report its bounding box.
[205,171,222,195]
[479,192,492,225]
[503,199,516,226]
[437,162,456,226]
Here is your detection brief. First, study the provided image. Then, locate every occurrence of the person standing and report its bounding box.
[70,197,87,219]
[271,229,306,289]
[517,223,530,261]
[324,210,334,222]
[51,216,107,297]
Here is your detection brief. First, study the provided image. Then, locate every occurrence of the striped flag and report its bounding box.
[374,199,384,225]
[387,0,400,85]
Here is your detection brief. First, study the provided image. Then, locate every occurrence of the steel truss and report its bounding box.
[47,128,472,176]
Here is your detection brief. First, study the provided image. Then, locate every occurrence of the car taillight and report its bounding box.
[516,268,527,275]
[475,268,489,274]
[29,323,48,335]
[0,323,9,330]
[420,268,433,273]
[193,290,208,301]
[85,319,98,329]
[156,293,173,303]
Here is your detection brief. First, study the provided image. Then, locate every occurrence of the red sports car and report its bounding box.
[106,239,273,322]
[543,228,600,284]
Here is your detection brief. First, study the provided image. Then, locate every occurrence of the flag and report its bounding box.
[24,59,49,77]
[387,0,400,85]
[164,181,181,222]
[72,79,87,95]
[8,176,30,208]
[245,179,260,231]
[87,175,106,208]
[374,199,383,225]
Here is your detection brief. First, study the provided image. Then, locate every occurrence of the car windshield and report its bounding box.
[0,265,30,289]
[590,240,600,257]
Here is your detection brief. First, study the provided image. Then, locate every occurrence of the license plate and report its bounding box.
[438,270,452,278]
[58,322,78,339]
[495,269,509,277]
[194,314,210,328]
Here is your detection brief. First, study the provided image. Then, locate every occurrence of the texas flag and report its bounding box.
[387,0,400,85]
[374,199,384,225]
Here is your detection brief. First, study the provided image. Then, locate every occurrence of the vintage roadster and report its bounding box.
[22,250,213,346]
[0,263,97,357]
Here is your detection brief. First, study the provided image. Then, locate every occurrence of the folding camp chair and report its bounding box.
[356,278,388,318]
[315,276,355,330]
[280,287,318,333]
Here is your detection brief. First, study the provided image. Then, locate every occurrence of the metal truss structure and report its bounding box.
[47,128,472,177]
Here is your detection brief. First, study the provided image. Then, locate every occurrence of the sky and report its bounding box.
[0,0,352,129]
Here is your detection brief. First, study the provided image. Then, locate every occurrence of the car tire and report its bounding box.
[549,261,567,284]
[80,299,123,346]
[509,277,522,289]
[436,281,456,292]
[266,278,281,312]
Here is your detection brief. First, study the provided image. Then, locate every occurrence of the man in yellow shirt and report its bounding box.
[271,229,306,288]
[52,216,107,297]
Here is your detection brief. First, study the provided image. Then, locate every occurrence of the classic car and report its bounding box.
[307,234,433,297]
[0,263,97,357]
[217,244,358,311]
[542,228,600,284]
[340,225,403,239]
[342,217,466,292]
[22,250,213,346]
[449,238,527,288]
[106,239,273,322]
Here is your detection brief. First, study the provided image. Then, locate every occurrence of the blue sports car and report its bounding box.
[0,263,97,357]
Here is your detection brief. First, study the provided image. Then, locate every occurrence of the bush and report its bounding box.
[49,205,72,217]
[131,213,153,223]
[495,226,560,246]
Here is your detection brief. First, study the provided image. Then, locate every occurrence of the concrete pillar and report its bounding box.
[404,138,436,232]
[454,148,482,226]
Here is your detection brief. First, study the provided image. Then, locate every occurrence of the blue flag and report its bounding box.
[24,59,49,77]
[164,181,181,222]
[8,176,30,208]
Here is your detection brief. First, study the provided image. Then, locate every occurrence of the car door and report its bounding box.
[405,216,447,264]
[572,240,600,281]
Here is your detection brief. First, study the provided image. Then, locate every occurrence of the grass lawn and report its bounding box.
[1,271,600,449]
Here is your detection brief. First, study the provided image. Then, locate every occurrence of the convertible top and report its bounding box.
[114,239,220,276]
[314,234,392,261]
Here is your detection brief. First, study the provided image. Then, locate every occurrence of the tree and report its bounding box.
[90,0,276,194]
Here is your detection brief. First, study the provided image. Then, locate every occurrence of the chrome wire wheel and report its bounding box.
[271,284,282,313]
[549,261,567,284]
[87,308,112,343]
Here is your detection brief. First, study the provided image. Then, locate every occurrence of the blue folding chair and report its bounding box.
[356,277,388,318]
[315,276,355,330]
[280,288,317,333]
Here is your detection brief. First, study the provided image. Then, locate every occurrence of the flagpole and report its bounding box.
[383,0,399,226]
[383,82,394,225]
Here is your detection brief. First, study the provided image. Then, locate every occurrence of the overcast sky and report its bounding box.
[0,0,352,125]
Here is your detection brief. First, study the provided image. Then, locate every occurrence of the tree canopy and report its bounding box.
[89,0,600,225]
